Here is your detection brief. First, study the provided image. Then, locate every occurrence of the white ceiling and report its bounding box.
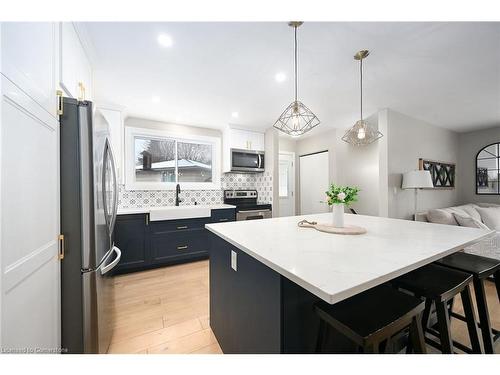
[84,22,500,135]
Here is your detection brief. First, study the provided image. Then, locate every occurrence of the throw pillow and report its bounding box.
[476,207,500,231]
[453,213,490,230]
[428,209,458,226]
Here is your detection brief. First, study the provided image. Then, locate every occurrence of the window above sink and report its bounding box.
[125,126,221,191]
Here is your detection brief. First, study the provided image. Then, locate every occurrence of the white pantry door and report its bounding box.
[299,151,330,215]
[1,23,61,352]
[278,152,295,217]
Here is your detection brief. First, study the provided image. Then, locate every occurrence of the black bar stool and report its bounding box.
[314,284,426,353]
[392,263,482,354]
[436,252,500,354]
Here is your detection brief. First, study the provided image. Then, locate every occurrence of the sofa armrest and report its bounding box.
[465,231,500,261]
[415,212,429,222]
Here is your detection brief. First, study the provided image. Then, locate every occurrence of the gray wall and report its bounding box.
[387,110,460,219]
[335,112,383,216]
[457,126,500,205]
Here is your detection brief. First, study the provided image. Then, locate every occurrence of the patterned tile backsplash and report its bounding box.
[118,171,273,209]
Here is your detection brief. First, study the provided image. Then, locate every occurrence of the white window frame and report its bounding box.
[125,126,221,191]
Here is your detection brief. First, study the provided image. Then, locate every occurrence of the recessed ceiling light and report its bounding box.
[157,33,173,48]
[231,112,239,118]
[152,95,161,103]
[275,72,286,82]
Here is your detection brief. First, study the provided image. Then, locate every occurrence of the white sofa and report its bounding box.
[416,203,500,260]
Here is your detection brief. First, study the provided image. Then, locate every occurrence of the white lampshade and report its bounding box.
[402,170,434,189]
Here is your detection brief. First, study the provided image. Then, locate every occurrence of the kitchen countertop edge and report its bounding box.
[117,204,237,216]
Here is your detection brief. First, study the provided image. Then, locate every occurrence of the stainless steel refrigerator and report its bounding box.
[60,98,122,353]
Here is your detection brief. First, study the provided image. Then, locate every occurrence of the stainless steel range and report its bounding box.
[224,190,272,221]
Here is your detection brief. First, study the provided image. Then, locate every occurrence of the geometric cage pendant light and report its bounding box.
[342,50,383,146]
[273,21,320,137]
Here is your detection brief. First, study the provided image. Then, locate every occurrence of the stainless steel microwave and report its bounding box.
[230,148,265,173]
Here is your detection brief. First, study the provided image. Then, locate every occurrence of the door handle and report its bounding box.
[58,234,65,260]
[56,90,64,116]
[101,246,122,275]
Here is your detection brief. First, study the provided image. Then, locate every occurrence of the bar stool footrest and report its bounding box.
[426,327,474,354]
[449,311,500,342]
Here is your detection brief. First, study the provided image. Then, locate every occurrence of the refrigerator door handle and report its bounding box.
[100,246,122,275]
[81,246,114,274]
[102,141,110,233]
[102,138,118,236]
[110,144,118,235]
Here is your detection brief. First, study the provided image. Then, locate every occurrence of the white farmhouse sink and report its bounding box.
[149,206,212,221]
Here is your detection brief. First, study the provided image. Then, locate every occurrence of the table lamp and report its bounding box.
[402,170,434,220]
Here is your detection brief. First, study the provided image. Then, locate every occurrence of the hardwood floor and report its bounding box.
[108,260,221,354]
[108,259,499,354]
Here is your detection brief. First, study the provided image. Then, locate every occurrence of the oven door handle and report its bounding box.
[238,209,271,214]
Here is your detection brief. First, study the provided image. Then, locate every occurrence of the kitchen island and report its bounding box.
[205,213,494,353]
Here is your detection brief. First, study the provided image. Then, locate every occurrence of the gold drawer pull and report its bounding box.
[177,245,188,250]
[177,226,188,230]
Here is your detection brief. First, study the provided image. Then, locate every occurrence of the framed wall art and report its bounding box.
[418,158,455,189]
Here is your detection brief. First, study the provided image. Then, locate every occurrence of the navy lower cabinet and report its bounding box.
[150,226,208,265]
[209,233,357,354]
[114,208,235,274]
[113,214,149,273]
[209,234,281,353]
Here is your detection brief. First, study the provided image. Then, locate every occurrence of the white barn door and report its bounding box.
[1,23,61,352]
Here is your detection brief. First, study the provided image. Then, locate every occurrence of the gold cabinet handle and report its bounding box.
[58,234,65,260]
[56,90,64,116]
[177,245,188,250]
[177,225,188,230]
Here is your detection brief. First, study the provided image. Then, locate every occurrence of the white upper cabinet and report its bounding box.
[222,126,265,173]
[224,127,265,152]
[247,131,265,152]
[1,22,58,118]
[60,23,92,101]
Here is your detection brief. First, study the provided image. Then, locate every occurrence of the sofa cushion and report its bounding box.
[457,204,482,222]
[476,207,500,231]
[428,208,458,226]
[477,202,500,208]
[453,213,490,230]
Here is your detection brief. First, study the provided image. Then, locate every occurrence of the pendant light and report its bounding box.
[342,50,383,146]
[273,21,320,137]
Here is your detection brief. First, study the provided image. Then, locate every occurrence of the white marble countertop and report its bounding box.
[206,213,495,304]
[118,204,236,215]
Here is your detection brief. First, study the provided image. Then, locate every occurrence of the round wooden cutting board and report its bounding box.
[298,220,367,235]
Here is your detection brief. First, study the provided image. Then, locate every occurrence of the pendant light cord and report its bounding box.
[294,25,298,103]
[360,57,363,120]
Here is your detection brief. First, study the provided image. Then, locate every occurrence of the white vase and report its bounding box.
[332,203,345,228]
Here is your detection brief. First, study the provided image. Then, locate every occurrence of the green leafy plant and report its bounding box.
[325,184,360,206]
